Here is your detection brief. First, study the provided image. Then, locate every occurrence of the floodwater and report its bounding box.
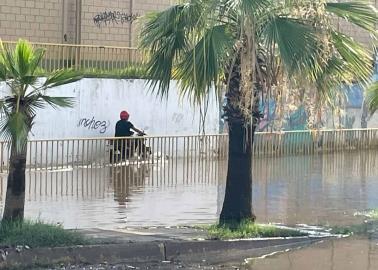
[0,150,378,228]
[245,236,378,270]
[0,157,226,228]
[1,150,378,269]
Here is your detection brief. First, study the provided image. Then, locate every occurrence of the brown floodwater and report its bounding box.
[1,150,378,269]
[0,150,378,229]
[245,236,378,270]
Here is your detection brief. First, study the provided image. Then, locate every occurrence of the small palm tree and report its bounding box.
[140,0,377,225]
[0,39,82,221]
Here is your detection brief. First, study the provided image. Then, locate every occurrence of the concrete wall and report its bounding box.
[0,79,219,139]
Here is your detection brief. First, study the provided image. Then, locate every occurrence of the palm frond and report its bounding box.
[223,0,270,16]
[38,95,75,109]
[43,69,82,89]
[0,111,30,153]
[326,1,377,33]
[366,81,378,114]
[29,48,45,75]
[14,39,33,77]
[20,93,48,116]
[0,40,41,88]
[0,42,19,78]
[140,2,204,96]
[175,24,234,102]
[313,56,348,107]
[331,31,373,84]
[0,61,7,81]
[0,39,80,153]
[262,16,319,75]
[0,99,5,113]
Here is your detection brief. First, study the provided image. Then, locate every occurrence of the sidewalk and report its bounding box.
[0,226,330,269]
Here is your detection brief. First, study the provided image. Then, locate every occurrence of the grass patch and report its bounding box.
[330,221,378,236]
[78,65,148,79]
[330,224,367,235]
[0,220,91,248]
[204,221,307,240]
[35,65,148,79]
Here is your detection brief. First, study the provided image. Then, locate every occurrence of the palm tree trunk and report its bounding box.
[219,119,256,224]
[3,147,27,221]
[219,53,258,225]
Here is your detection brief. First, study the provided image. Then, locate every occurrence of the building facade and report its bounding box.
[0,0,173,47]
[0,0,376,48]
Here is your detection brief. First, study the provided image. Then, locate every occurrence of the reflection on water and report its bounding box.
[246,237,378,270]
[252,150,378,226]
[0,150,378,229]
[0,157,226,228]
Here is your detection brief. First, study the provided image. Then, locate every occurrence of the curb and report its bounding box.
[0,237,325,269]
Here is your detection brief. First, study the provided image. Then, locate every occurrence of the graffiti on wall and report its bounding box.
[93,11,139,27]
[344,84,364,109]
[258,99,276,131]
[172,113,184,124]
[77,116,110,134]
[258,99,307,131]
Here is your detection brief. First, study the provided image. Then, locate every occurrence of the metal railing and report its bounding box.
[2,41,147,72]
[253,128,378,157]
[0,134,228,172]
[0,129,378,172]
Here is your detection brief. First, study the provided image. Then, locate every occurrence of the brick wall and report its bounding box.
[80,0,132,46]
[0,0,64,43]
[132,0,173,46]
[64,0,78,44]
[335,0,376,48]
[80,0,173,46]
[0,0,375,47]
[0,0,173,46]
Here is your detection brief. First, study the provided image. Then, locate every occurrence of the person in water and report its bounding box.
[113,110,145,160]
[115,110,144,137]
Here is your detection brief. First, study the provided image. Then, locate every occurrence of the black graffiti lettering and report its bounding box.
[100,122,109,134]
[94,121,102,129]
[78,117,110,134]
[93,11,139,28]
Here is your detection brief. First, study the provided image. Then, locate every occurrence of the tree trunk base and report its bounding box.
[2,155,26,221]
[219,121,255,226]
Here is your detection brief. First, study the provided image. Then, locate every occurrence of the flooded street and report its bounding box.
[1,150,378,269]
[1,157,226,228]
[245,236,378,270]
[252,150,378,226]
[1,150,377,228]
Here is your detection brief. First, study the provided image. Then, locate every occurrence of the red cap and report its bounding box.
[120,110,129,120]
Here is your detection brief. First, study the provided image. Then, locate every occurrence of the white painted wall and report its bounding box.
[0,79,220,139]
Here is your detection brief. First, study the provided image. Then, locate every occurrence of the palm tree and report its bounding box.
[0,40,82,221]
[140,0,377,225]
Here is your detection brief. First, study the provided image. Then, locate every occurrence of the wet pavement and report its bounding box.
[30,236,378,270]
